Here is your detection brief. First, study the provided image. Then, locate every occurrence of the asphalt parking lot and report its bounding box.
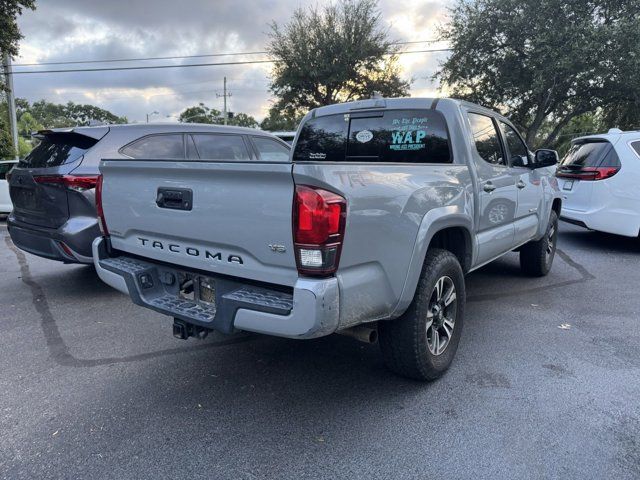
[1,219,639,480]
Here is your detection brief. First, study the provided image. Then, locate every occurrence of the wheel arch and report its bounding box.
[390,208,474,318]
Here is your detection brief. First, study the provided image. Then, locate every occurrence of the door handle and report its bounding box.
[516,180,526,189]
[156,187,193,211]
[483,183,496,193]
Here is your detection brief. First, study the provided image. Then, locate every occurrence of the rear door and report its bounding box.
[466,112,517,264]
[9,131,103,228]
[100,133,298,287]
[499,121,542,244]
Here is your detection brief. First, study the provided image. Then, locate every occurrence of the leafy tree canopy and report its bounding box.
[0,0,35,59]
[16,99,127,128]
[178,103,258,128]
[436,0,640,147]
[260,104,302,132]
[0,115,14,159]
[267,0,410,116]
[0,101,15,158]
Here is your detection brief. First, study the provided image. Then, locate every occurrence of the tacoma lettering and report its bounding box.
[136,238,242,265]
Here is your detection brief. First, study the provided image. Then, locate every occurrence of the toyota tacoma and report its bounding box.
[92,98,561,380]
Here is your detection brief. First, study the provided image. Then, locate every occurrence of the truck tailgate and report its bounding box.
[99,160,298,286]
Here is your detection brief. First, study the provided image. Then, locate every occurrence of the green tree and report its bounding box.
[179,103,258,128]
[17,111,42,137]
[15,111,42,156]
[436,0,640,147]
[0,0,36,59]
[0,115,14,159]
[541,112,605,156]
[1,1,36,158]
[0,101,15,159]
[178,103,219,123]
[17,136,30,157]
[228,112,258,128]
[21,99,127,128]
[260,105,301,131]
[267,0,409,116]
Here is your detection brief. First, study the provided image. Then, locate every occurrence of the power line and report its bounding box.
[11,59,273,75]
[9,49,452,75]
[13,50,269,67]
[12,40,445,67]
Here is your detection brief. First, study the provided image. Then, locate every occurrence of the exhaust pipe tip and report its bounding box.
[337,325,378,344]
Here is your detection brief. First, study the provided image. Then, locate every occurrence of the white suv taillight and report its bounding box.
[293,185,346,277]
[95,174,109,236]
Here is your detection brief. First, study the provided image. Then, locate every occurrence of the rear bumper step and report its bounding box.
[92,238,340,339]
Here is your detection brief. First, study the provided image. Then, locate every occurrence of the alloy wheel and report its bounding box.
[426,276,457,356]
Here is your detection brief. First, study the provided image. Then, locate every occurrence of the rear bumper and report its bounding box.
[7,214,99,263]
[560,207,640,237]
[92,237,340,339]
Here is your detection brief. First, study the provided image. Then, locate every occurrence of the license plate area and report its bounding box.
[13,186,38,209]
[562,180,574,191]
[178,273,217,310]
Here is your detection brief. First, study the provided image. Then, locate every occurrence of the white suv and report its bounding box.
[557,129,640,237]
[0,160,18,214]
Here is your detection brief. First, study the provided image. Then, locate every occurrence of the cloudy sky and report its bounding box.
[13,0,451,123]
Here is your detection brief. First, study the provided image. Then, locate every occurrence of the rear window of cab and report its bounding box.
[293,109,451,163]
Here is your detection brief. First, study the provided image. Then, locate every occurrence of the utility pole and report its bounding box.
[2,53,19,160]
[216,76,232,125]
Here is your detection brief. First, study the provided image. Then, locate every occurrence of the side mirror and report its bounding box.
[533,149,559,168]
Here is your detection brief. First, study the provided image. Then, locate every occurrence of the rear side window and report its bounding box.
[121,134,184,159]
[294,114,347,162]
[192,134,250,161]
[293,109,451,163]
[630,141,640,157]
[20,133,97,168]
[468,113,505,166]
[252,137,290,162]
[560,141,620,168]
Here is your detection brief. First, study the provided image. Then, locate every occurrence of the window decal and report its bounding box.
[355,130,374,143]
[390,117,429,151]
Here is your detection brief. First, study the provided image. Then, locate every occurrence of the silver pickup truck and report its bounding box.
[93,98,561,380]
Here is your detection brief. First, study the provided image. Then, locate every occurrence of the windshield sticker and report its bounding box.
[309,152,327,160]
[355,130,374,143]
[390,117,429,151]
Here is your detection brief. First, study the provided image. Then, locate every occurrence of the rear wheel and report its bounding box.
[379,248,465,381]
[520,210,558,277]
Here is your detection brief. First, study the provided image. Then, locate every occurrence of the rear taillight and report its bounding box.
[556,166,620,181]
[33,174,99,191]
[95,174,109,236]
[293,185,346,277]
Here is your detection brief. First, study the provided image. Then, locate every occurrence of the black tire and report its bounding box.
[378,248,465,381]
[520,210,558,277]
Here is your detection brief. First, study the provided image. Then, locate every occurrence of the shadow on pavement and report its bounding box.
[559,225,640,254]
